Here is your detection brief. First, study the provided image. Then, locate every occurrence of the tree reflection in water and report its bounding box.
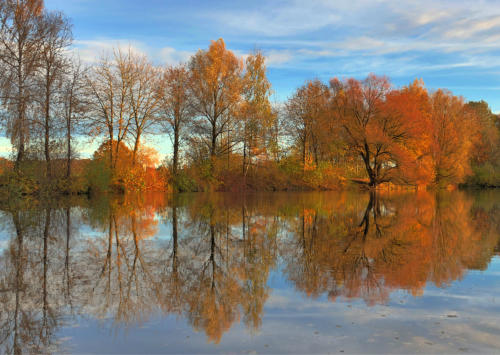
[0,190,499,352]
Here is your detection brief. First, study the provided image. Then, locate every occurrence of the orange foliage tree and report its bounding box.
[239,51,275,180]
[430,89,480,186]
[381,79,434,186]
[92,140,166,190]
[189,38,243,163]
[330,75,435,187]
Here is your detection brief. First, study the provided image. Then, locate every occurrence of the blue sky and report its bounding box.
[44,0,500,107]
[3,0,500,158]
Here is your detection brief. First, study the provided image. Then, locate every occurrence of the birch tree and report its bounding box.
[0,0,45,169]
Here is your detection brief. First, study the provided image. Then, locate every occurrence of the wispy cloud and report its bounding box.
[73,39,193,65]
[205,0,343,37]
[46,0,500,110]
[205,0,500,60]
[157,47,193,65]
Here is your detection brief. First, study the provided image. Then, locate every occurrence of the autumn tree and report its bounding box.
[92,140,131,176]
[189,39,243,163]
[466,101,499,165]
[240,51,274,180]
[429,89,479,186]
[331,75,393,186]
[464,101,500,186]
[90,140,163,191]
[330,75,435,187]
[381,80,434,186]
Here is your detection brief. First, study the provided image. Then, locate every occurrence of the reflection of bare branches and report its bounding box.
[0,205,71,354]
[62,208,73,309]
[12,211,24,355]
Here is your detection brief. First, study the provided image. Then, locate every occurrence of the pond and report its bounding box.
[0,190,499,353]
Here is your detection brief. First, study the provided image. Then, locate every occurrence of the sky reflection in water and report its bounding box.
[0,190,499,354]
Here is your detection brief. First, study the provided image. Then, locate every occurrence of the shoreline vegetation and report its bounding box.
[0,1,499,198]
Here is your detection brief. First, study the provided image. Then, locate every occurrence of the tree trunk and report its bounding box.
[242,139,246,186]
[360,192,374,239]
[132,134,140,166]
[64,207,71,299]
[66,117,71,179]
[210,222,216,290]
[172,204,178,274]
[16,130,25,170]
[44,92,51,179]
[42,208,50,334]
[108,131,114,170]
[361,142,377,187]
[211,121,217,158]
[114,138,121,171]
[302,137,307,171]
[173,126,179,178]
[15,53,25,171]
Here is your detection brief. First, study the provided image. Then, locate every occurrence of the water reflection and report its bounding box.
[0,190,499,353]
[283,191,499,305]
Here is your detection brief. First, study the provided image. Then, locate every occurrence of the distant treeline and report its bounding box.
[0,0,499,195]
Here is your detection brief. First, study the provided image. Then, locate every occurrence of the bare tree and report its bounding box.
[0,0,45,169]
[128,53,159,165]
[62,57,87,179]
[35,10,72,179]
[285,80,331,169]
[85,47,135,170]
[157,64,193,179]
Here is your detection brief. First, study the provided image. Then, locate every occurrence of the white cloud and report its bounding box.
[443,15,500,40]
[72,39,148,63]
[265,50,293,66]
[207,0,343,37]
[74,39,291,69]
[158,47,193,65]
[45,0,500,111]
[67,1,500,80]
[205,0,500,58]
[73,39,193,66]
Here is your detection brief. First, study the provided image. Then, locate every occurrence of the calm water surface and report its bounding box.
[1,190,499,354]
